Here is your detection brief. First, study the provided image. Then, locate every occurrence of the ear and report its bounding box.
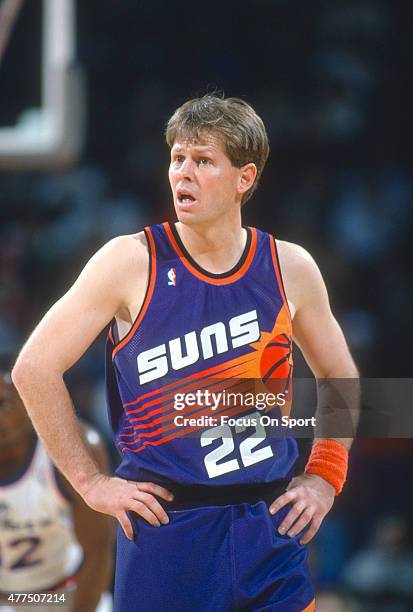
[237,163,257,196]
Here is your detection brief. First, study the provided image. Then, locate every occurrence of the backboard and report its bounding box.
[0,0,85,170]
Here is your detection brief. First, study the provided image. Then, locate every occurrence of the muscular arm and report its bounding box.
[269,241,359,542]
[12,234,173,538]
[12,235,143,492]
[282,241,359,448]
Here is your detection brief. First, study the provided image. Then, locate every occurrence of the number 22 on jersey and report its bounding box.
[200,411,274,478]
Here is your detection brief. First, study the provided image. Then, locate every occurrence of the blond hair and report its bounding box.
[165,94,269,203]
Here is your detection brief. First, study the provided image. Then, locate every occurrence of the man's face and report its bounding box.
[168,132,243,224]
[0,374,31,448]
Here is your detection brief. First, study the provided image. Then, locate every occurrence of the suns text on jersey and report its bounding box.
[136,309,260,384]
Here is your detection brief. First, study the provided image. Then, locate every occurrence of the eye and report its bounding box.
[173,155,185,164]
[198,158,211,166]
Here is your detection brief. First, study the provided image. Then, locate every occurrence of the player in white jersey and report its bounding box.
[0,371,114,612]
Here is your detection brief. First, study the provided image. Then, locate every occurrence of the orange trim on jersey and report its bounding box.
[108,326,115,345]
[123,353,256,410]
[121,398,256,450]
[130,379,231,423]
[128,374,250,419]
[163,222,257,285]
[129,379,251,429]
[124,360,237,408]
[270,236,292,326]
[126,363,253,417]
[118,368,258,448]
[112,227,157,359]
[131,431,183,453]
[126,400,258,453]
[302,598,316,612]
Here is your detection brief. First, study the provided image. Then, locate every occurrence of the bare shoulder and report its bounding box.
[276,240,318,274]
[276,240,328,312]
[78,230,149,310]
[92,231,148,273]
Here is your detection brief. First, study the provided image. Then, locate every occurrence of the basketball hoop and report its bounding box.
[0,0,85,170]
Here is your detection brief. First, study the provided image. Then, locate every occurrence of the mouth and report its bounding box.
[177,189,197,208]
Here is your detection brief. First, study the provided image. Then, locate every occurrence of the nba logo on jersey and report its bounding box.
[167,268,176,286]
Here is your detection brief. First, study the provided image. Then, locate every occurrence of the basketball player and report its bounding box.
[11,95,358,611]
[0,371,113,611]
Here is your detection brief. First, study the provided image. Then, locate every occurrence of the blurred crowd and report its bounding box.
[1,0,412,609]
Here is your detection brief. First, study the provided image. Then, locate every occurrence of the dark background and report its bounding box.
[1,1,412,609]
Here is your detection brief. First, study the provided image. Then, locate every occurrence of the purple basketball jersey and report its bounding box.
[106,222,298,486]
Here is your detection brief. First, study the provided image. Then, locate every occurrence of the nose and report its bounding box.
[176,157,195,180]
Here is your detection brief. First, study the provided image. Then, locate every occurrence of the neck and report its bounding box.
[176,210,247,274]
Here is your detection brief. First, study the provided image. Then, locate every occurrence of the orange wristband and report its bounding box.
[304,439,349,495]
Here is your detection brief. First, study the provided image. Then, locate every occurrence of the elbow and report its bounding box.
[11,358,24,388]
[12,350,64,394]
[11,349,44,393]
[11,354,32,392]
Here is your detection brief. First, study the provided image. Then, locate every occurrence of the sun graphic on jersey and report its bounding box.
[247,304,293,415]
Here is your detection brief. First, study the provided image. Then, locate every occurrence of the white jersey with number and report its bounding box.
[0,439,83,592]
